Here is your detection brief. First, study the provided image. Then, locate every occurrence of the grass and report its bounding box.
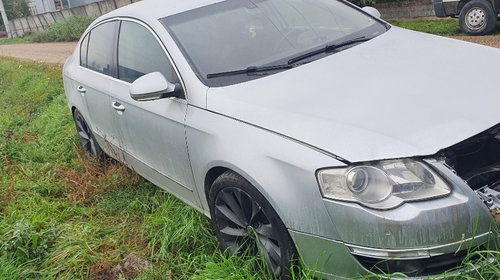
[0,34,34,45]
[390,19,500,36]
[389,19,461,35]
[0,16,92,45]
[0,58,499,279]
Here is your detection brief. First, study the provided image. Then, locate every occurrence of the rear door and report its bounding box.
[76,20,124,159]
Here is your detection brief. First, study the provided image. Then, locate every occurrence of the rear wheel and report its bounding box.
[209,171,297,279]
[73,109,104,159]
[459,0,497,35]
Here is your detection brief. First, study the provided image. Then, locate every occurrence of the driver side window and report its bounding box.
[117,21,180,84]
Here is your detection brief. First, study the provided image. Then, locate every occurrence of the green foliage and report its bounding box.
[0,34,34,45]
[389,19,461,35]
[4,0,31,20]
[32,16,93,43]
[0,219,58,263]
[347,0,377,7]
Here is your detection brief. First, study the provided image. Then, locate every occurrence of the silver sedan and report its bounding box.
[63,0,500,278]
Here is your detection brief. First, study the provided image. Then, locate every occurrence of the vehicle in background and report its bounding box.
[434,0,498,35]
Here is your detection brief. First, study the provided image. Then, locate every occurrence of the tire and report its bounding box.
[209,171,297,279]
[73,109,104,159]
[459,0,497,35]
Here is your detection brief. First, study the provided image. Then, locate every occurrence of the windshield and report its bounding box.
[161,0,388,87]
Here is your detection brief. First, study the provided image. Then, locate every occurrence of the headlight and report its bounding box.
[317,159,451,210]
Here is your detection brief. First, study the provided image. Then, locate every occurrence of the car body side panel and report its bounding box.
[106,78,201,208]
[185,104,345,238]
[63,55,87,117]
[289,230,369,279]
[68,67,125,157]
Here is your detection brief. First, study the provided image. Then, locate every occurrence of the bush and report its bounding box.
[347,0,377,7]
[0,219,58,264]
[32,16,93,43]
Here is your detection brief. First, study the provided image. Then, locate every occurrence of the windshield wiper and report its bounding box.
[287,36,369,65]
[207,64,293,79]
[206,36,369,79]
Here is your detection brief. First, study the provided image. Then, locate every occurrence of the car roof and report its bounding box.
[101,0,225,21]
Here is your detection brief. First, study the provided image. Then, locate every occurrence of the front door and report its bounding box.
[108,20,200,208]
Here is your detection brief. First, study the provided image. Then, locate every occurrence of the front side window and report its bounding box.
[162,0,388,86]
[86,21,118,76]
[118,21,179,84]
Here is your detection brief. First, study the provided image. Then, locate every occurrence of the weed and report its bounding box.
[32,16,93,43]
[0,218,59,264]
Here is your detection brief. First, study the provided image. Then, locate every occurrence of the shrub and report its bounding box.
[32,16,93,43]
[0,219,59,264]
[347,0,377,7]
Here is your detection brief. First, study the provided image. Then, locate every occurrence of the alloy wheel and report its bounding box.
[74,112,98,156]
[213,187,283,276]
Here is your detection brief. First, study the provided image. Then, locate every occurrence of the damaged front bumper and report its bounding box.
[290,228,497,279]
[476,186,500,226]
[291,124,500,279]
[292,159,499,279]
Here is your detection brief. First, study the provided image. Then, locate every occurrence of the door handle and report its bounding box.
[77,86,86,96]
[112,101,125,112]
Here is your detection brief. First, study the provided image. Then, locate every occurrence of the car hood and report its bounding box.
[206,27,500,163]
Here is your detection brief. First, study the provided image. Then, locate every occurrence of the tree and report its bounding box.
[4,0,30,20]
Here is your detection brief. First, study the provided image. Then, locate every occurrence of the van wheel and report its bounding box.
[73,109,104,159]
[209,171,297,279]
[459,0,497,35]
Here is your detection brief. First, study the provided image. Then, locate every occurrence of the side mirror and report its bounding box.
[130,72,181,101]
[362,6,381,18]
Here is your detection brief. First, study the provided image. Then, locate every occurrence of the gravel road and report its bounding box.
[0,42,76,65]
[0,35,499,65]
[448,35,500,48]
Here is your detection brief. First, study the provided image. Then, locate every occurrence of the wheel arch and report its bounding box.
[71,106,77,117]
[203,164,271,207]
[202,162,289,223]
[204,166,230,203]
[458,0,497,13]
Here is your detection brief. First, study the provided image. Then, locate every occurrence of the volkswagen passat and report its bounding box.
[63,0,500,278]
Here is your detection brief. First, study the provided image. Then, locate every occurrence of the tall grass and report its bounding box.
[32,16,93,43]
[0,57,498,279]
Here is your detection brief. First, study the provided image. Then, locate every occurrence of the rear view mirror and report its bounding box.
[130,72,181,101]
[362,7,381,18]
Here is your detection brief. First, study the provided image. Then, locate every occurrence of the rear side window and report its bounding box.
[80,33,89,67]
[117,21,179,83]
[86,21,118,76]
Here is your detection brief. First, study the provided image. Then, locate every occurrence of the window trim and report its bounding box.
[80,19,120,77]
[78,17,188,101]
[80,33,89,67]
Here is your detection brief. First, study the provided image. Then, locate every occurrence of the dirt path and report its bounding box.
[0,42,76,65]
[448,35,500,48]
[0,35,499,65]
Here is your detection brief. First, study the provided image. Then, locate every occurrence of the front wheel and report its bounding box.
[459,0,497,35]
[209,171,297,279]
